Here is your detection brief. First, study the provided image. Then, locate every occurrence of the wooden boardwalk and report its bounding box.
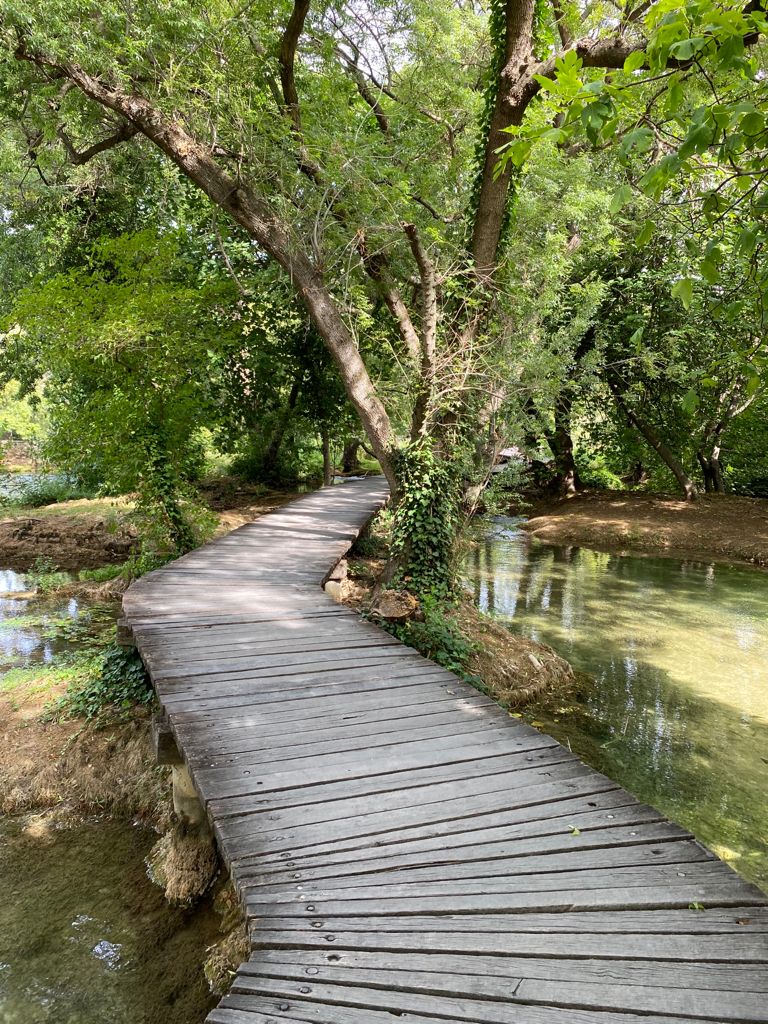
[123,477,768,1024]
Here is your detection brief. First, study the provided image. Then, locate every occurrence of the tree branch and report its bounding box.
[279,0,311,130]
[358,231,421,366]
[13,39,397,486]
[56,122,137,165]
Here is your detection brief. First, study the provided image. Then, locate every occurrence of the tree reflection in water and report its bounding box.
[464,517,768,892]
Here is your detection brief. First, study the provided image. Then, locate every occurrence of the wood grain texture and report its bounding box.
[122,477,768,1024]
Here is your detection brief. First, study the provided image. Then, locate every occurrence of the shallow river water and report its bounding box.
[0,570,219,1023]
[465,518,768,891]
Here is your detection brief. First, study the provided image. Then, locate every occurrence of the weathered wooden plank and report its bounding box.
[227,975,707,1024]
[240,823,691,885]
[215,752,584,835]
[246,883,766,918]
[248,926,768,961]
[159,668,459,712]
[227,782,636,864]
[212,992,694,1024]
[243,841,714,897]
[246,946,768,992]
[219,762,607,845]
[249,906,768,935]
[176,695,497,745]
[235,953,768,1019]
[207,737,574,819]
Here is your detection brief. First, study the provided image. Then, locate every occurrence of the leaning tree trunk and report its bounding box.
[610,386,697,501]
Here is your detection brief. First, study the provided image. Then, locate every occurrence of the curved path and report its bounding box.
[123,477,768,1024]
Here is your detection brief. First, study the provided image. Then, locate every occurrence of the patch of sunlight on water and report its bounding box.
[0,569,117,676]
[0,818,218,1024]
[464,517,768,891]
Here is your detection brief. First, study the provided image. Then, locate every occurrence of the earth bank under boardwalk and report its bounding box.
[520,491,768,567]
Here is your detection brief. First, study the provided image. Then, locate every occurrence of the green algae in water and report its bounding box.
[0,817,218,1024]
[465,519,768,891]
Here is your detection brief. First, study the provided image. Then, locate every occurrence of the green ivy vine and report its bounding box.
[390,437,462,599]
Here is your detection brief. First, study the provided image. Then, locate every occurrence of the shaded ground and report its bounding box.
[521,491,768,567]
[0,483,301,570]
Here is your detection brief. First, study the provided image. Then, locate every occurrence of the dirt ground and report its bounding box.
[520,491,768,567]
[0,484,301,571]
[0,674,171,824]
[0,502,138,570]
[1,440,37,472]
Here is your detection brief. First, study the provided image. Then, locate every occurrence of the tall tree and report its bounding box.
[0,1,764,584]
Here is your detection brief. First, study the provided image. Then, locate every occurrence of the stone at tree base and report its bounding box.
[371,589,419,623]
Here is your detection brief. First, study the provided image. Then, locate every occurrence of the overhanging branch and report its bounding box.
[57,122,138,165]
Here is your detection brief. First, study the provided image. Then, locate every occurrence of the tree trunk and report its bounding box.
[470,0,537,273]
[260,375,301,480]
[697,448,725,494]
[546,392,581,496]
[628,411,697,500]
[321,428,333,486]
[33,60,399,490]
[341,438,364,474]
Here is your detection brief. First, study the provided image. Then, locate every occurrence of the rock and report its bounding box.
[371,589,419,623]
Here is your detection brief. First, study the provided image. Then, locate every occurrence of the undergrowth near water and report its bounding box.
[382,597,484,687]
[57,644,153,719]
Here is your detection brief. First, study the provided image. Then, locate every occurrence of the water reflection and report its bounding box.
[0,569,85,672]
[465,518,768,890]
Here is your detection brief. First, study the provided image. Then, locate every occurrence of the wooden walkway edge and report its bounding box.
[122,477,768,1024]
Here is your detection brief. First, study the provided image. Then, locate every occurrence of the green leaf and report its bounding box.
[700,259,720,285]
[681,388,700,414]
[623,50,646,73]
[672,278,694,309]
[745,373,762,398]
[740,111,764,136]
[636,219,655,246]
[669,37,706,60]
[610,184,633,215]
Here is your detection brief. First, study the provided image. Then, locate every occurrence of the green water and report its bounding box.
[465,518,768,891]
[0,817,218,1024]
[0,569,219,1023]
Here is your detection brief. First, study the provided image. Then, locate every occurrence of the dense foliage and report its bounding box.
[0,1,765,579]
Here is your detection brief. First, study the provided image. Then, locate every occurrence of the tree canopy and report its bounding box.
[0,1,765,581]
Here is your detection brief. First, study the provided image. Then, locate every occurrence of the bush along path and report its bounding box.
[122,478,768,1024]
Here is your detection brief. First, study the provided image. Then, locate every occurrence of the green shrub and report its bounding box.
[58,644,153,719]
[385,597,481,683]
[78,564,125,583]
[26,555,70,592]
[576,453,624,491]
